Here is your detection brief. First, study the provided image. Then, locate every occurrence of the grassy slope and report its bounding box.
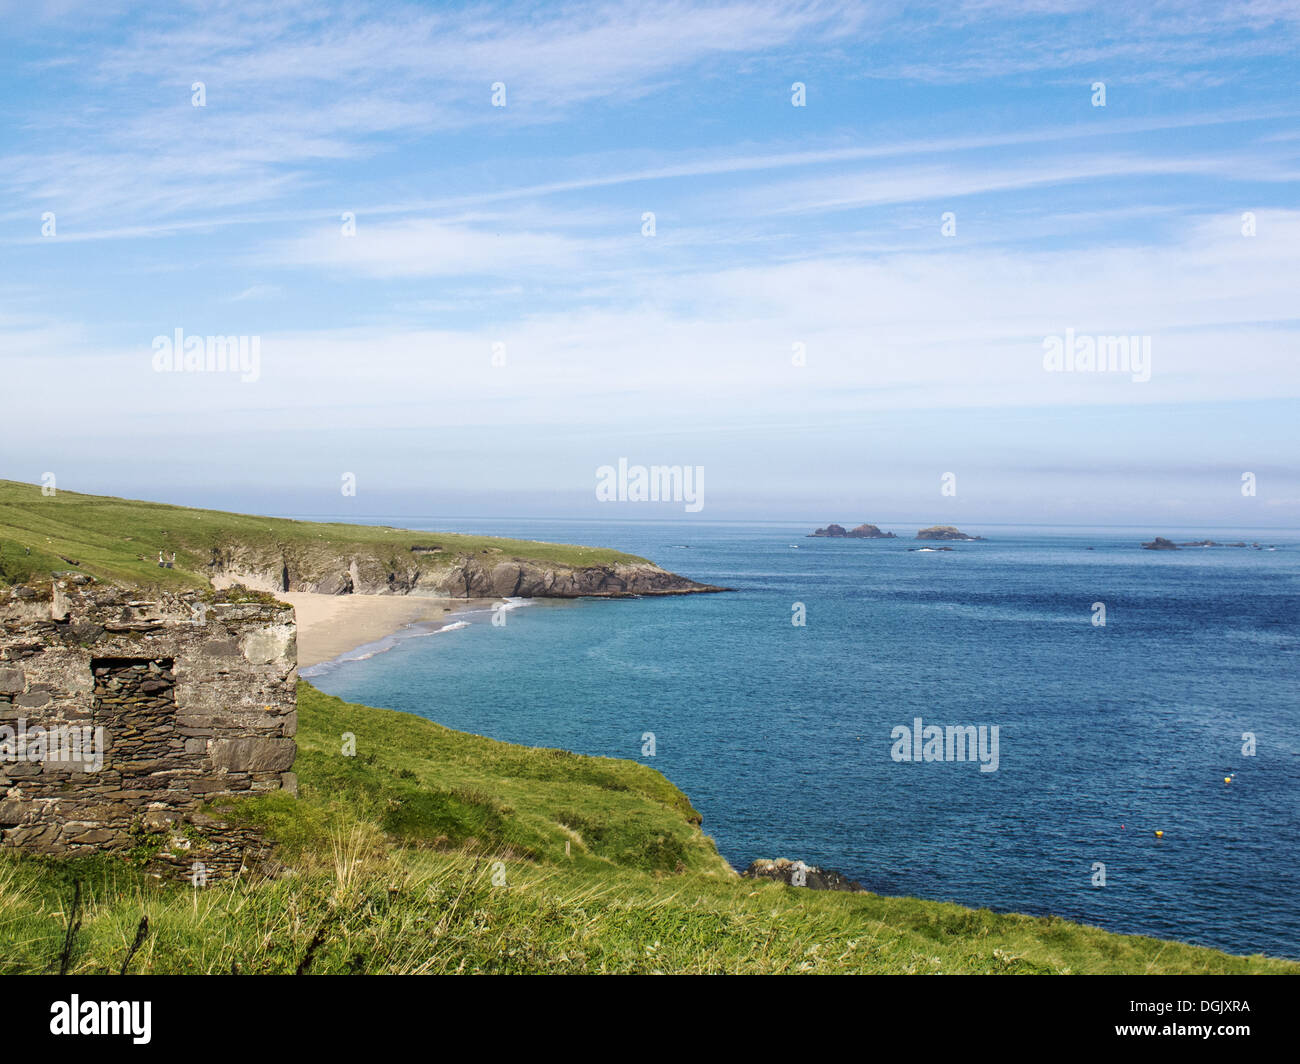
[0,684,1293,975]
[0,479,648,590]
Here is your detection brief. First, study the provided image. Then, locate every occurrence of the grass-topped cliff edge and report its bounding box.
[1,682,1293,974]
[0,479,720,596]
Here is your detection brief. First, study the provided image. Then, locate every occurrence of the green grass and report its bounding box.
[1,683,1294,974]
[0,478,649,591]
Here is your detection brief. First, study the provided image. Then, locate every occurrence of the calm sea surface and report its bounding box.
[301,519,1300,958]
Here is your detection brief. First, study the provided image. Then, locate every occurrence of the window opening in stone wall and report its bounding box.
[90,658,177,780]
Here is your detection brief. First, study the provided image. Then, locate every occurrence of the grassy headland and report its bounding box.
[0,479,650,592]
[0,683,1293,975]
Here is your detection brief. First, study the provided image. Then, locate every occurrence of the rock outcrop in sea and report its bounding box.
[809,523,896,538]
[1145,537,1271,551]
[916,525,984,541]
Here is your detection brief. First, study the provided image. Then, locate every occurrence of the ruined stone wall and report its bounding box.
[0,574,296,870]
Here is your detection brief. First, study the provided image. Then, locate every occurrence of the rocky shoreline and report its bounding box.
[741,858,866,893]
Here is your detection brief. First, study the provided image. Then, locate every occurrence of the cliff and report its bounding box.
[206,542,718,598]
[0,480,724,598]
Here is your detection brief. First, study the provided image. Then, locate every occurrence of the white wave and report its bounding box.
[299,616,473,676]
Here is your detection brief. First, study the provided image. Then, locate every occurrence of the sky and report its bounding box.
[1,0,1297,526]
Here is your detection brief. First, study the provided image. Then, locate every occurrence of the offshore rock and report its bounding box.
[809,523,896,539]
[916,525,984,541]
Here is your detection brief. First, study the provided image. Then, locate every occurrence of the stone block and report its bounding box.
[240,625,295,666]
[201,639,242,659]
[210,736,296,772]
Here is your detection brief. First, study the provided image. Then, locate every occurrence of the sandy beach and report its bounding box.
[284,592,490,667]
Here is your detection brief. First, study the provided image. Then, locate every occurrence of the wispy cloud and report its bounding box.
[2,0,1297,519]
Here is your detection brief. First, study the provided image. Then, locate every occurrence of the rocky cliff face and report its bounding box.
[434,558,722,598]
[207,544,724,599]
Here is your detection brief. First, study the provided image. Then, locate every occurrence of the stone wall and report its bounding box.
[0,574,296,874]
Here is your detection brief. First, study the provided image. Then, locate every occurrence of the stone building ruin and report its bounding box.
[0,574,297,878]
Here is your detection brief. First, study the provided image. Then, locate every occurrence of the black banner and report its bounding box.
[2,974,1287,1051]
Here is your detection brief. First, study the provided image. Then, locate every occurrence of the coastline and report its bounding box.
[284,592,498,668]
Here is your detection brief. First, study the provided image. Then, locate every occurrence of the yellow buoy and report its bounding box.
[1154,830,1164,838]
[1225,777,1232,784]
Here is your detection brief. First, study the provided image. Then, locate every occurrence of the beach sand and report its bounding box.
[284,592,490,668]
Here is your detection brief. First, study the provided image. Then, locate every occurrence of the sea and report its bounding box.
[299,518,1300,959]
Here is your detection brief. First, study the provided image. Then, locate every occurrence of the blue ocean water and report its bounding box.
[303,519,1300,959]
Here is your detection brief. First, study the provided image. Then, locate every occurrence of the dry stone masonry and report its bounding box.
[0,574,296,878]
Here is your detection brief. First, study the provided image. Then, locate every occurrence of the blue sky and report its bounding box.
[1,0,1297,525]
